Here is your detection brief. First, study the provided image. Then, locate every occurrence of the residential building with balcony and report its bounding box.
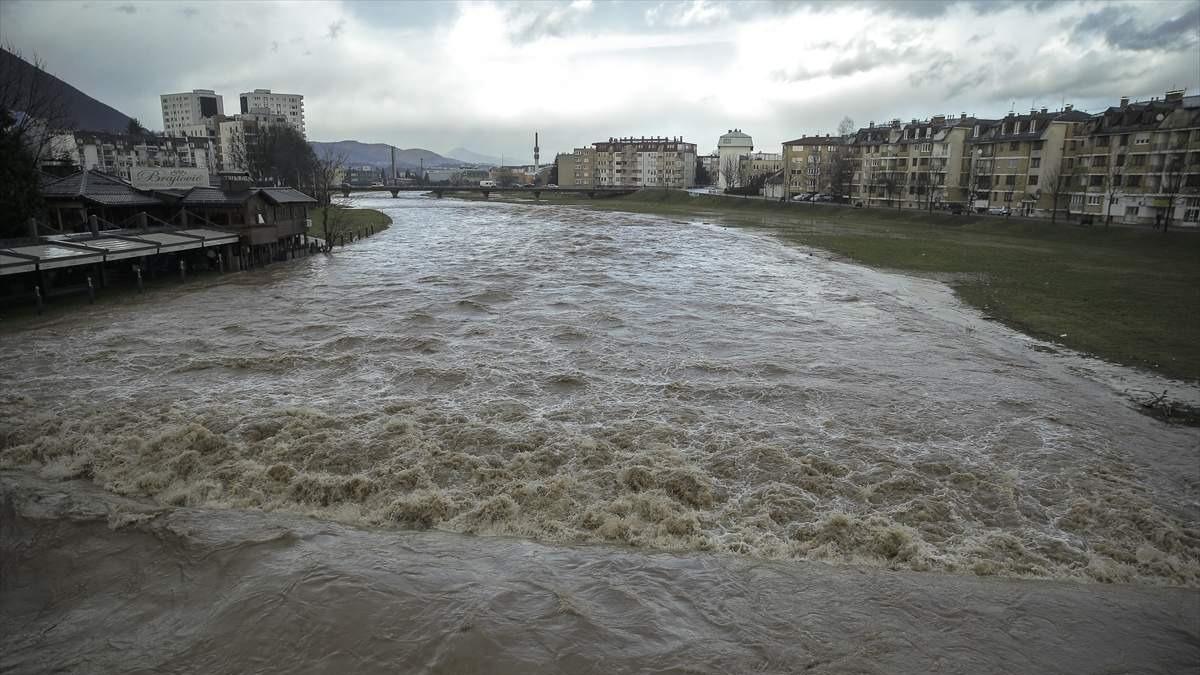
[964,106,1090,216]
[1066,90,1200,226]
[45,131,218,182]
[160,89,224,136]
[239,89,306,137]
[562,137,695,188]
[782,135,849,199]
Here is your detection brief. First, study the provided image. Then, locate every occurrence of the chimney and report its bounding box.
[1165,89,1185,102]
[1040,107,1048,114]
[1119,96,1130,107]
[960,111,967,119]
[869,121,874,128]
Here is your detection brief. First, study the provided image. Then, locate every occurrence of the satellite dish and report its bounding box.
[1156,113,1165,121]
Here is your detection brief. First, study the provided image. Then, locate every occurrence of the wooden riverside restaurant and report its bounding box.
[0,169,318,308]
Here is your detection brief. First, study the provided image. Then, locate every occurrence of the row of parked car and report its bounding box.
[790,193,837,202]
[788,194,1014,217]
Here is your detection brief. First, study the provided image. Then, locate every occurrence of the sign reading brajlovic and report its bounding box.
[130,166,210,190]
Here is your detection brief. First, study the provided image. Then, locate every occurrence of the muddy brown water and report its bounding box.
[1,194,1198,672]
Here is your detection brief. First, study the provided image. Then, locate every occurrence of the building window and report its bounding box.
[1087,195,1101,206]
[1009,142,1019,151]
[1184,209,1200,222]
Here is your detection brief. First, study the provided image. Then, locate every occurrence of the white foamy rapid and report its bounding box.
[2,194,1198,586]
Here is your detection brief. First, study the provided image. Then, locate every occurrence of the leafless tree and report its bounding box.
[495,167,517,187]
[720,155,740,190]
[827,149,854,201]
[837,116,856,137]
[1104,162,1123,228]
[308,148,350,249]
[1160,157,1184,232]
[1042,166,1068,225]
[964,149,983,212]
[0,44,72,168]
[879,171,899,209]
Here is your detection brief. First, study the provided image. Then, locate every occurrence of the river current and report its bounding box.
[1,194,1198,671]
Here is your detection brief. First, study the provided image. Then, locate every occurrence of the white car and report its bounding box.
[987,206,1011,215]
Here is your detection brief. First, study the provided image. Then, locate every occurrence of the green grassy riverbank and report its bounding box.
[309,206,393,240]
[467,190,1200,384]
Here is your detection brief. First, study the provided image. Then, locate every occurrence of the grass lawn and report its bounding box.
[472,190,1200,383]
[309,207,392,240]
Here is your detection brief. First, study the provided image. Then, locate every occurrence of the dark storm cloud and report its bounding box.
[327,18,346,40]
[1072,5,1200,51]
[773,39,922,82]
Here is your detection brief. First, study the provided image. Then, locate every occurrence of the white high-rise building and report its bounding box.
[238,89,305,137]
[160,89,224,136]
[716,129,753,189]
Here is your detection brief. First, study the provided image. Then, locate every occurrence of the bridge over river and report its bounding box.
[340,185,640,199]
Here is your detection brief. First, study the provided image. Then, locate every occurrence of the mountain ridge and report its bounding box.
[0,48,134,133]
[308,140,462,170]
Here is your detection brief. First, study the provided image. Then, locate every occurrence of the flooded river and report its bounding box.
[2,194,1198,672]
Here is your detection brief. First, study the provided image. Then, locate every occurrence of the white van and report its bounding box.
[479,180,498,188]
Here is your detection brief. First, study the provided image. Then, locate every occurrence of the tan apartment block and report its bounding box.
[1066,90,1200,226]
[556,148,595,187]
[782,135,849,199]
[584,137,696,188]
[964,107,1090,215]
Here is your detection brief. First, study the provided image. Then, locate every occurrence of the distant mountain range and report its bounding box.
[308,140,465,170]
[1,47,134,133]
[445,147,533,167]
[445,147,502,166]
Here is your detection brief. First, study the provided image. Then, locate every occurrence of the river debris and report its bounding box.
[1130,389,1200,426]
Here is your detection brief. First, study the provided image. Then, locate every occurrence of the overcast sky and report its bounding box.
[2,0,1198,162]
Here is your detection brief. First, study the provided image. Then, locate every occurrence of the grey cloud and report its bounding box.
[114,3,136,14]
[774,39,921,82]
[908,54,957,88]
[506,2,594,42]
[768,1,1050,19]
[1073,6,1200,51]
[327,18,346,40]
[181,7,198,18]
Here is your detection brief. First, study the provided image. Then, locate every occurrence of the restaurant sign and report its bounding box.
[130,166,210,190]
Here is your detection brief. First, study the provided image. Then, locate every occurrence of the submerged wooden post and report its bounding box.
[86,276,95,303]
[218,253,225,274]
[134,265,144,292]
[179,260,186,282]
[34,286,44,314]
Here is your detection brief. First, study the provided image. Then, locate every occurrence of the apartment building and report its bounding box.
[45,131,218,182]
[1065,90,1200,226]
[556,148,596,187]
[963,107,1091,215]
[782,135,848,198]
[160,89,224,136]
[239,89,306,137]
[717,129,753,188]
[741,152,783,178]
[561,137,696,188]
